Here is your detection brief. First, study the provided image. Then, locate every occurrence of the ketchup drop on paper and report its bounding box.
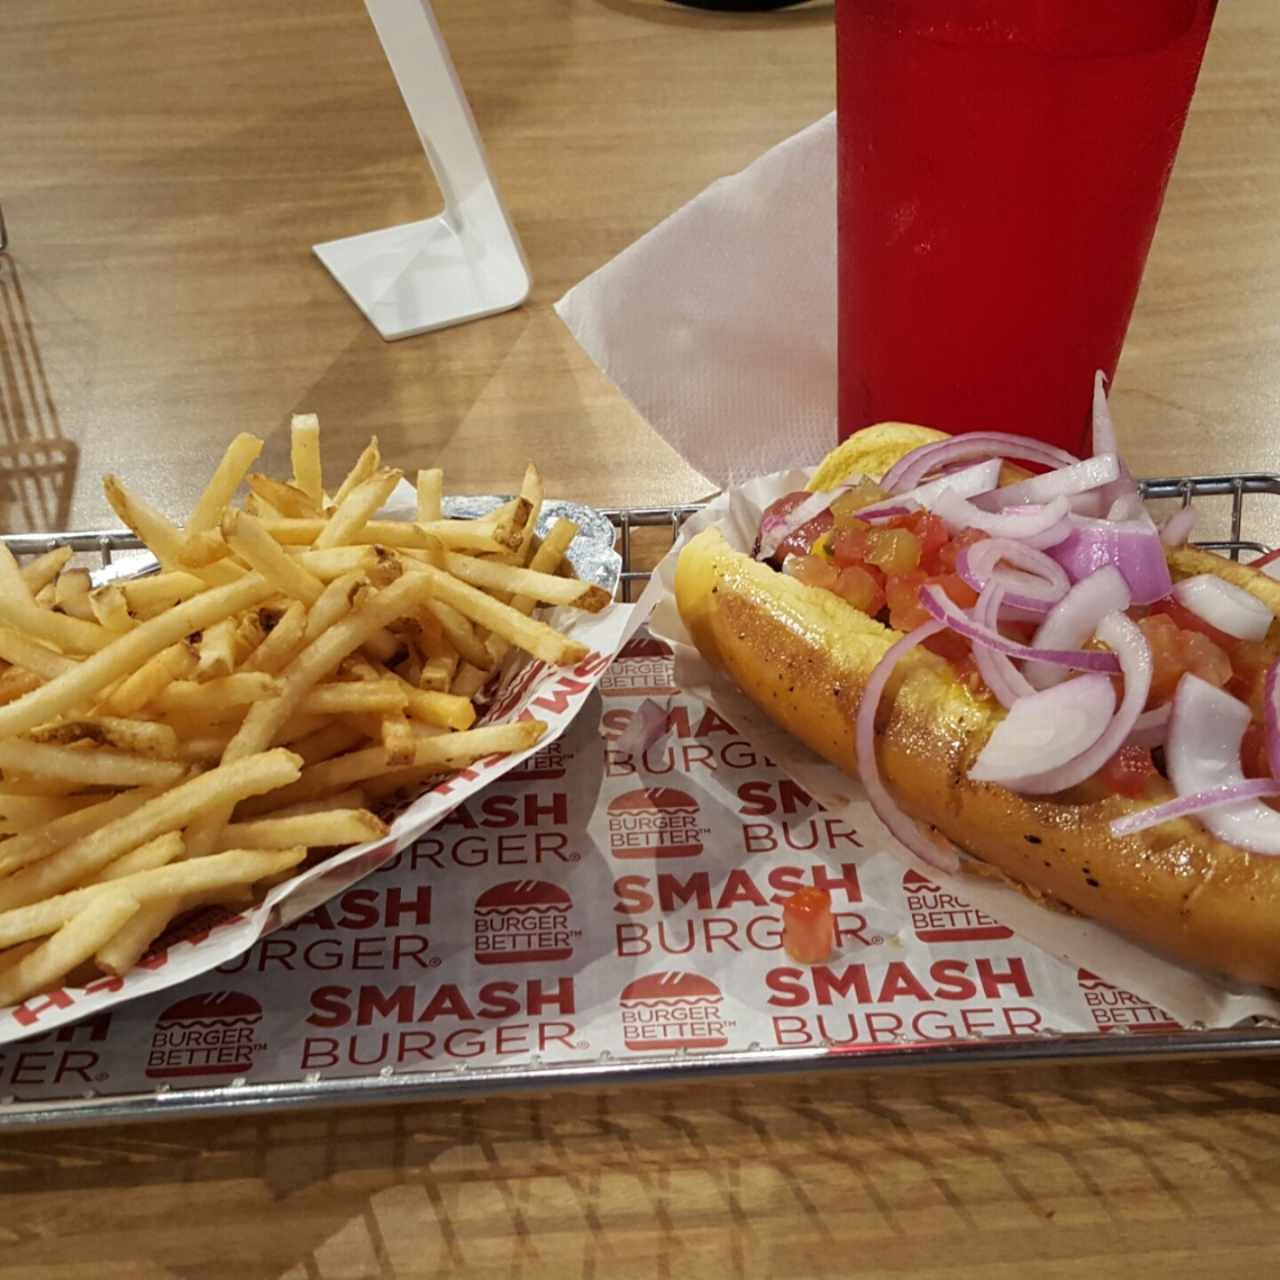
[782,887,835,965]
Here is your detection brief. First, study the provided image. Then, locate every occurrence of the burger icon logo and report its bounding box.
[902,869,1014,943]
[601,634,678,698]
[506,739,568,782]
[606,787,704,860]
[145,990,266,1080]
[1077,969,1180,1033]
[619,970,730,1052]
[474,880,576,965]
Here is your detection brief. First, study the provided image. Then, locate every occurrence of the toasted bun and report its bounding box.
[675,428,1280,987]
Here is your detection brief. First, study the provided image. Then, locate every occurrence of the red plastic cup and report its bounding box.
[837,0,1218,452]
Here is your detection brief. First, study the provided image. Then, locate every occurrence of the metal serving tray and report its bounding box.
[1,475,1280,1130]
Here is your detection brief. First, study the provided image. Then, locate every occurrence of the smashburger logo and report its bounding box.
[1077,969,1181,1033]
[902,870,1014,943]
[145,990,266,1080]
[619,970,731,1051]
[607,787,704,859]
[601,634,677,698]
[506,739,567,782]
[474,880,576,965]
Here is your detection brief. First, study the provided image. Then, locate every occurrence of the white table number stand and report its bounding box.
[313,0,531,341]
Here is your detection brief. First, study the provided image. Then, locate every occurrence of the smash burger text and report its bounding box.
[767,956,1043,1045]
[299,978,578,1069]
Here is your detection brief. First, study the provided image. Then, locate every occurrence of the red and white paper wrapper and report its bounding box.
[0,599,639,1045]
[639,471,1280,1028]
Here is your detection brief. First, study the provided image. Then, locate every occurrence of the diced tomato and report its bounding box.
[1150,597,1240,652]
[1227,638,1274,715]
[1101,745,1158,799]
[833,565,886,615]
[781,887,834,964]
[904,511,951,567]
[933,527,987,575]
[885,570,930,632]
[926,573,980,611]
[1242,722,1271,779]
[1140,612,1232,709]
[923,627,977,667]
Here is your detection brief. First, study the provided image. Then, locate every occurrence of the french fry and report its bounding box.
[29,717,181,760]
[331,437,380,507]
[298,681,407,716]
[0,627,77,681]
[240,601,307,675]
[292,544,398,580]
[313,468,402,549]
[450,662,490,700]
[425,599,491,670]
[195,616,239,679]
[54,568,95,621]
[183,432,263,541]
[0,740,187,790]
[0,788,160,876]
[290,414,324,507]
[0,669,42,708]
[102,641,198,717]
[120,571,207,618]
[103,474,235,578]
[88,582,136,634]
[411,564,588,666]
[266,790,365,819]
[94,832,185,884]
[485,517,579,665]
[419,654,457,692]
[249,473,321,519]
[0,544,35,608]
[0,847,306,954]
[20,546,73,594]
[381,714,417,766]
[267,721,547,807]
[0,593,112,656]
[222,509,325,603]
[0,793,95,830]
[0,748,302,910]
[416,468,443,523]
[287,721,368,767]
[442,551,609,612]
[0,891,141,1006]
[0,573,273,739]
[215,809,387,852]
[234,609,268,663]
[92,900,178,977]
[269,517,493,552]
[154,672,283,716]
[376,668,475,731]
[304,571,369,642]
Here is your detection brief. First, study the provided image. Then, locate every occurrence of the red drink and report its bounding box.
[837,0,1217,451]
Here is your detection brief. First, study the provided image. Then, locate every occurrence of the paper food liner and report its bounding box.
[640,471,1280,1029]
[0,498,640,1044]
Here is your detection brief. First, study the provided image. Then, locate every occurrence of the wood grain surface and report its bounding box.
[3,0,1280,1275]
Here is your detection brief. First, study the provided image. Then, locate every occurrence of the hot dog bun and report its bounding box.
[676,432,1280,988]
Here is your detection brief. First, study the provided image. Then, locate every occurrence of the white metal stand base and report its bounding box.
[313,0,531,341]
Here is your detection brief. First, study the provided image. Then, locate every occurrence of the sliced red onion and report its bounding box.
[1071,492,1110,518]
[1166,674,1280,854]
[856,459,1002,522]
[976,453,1119,512]
[1265,659,1280,783]
[969,674,1116,785]
[615,698,673,757]
[1127,703,1172,749]
[880,434,1081,496]
[1172,574,1273,642]
[1110,778,1280,839]
[1092,370,1142,512]
[757,487,848,561]
[956,538,1070,614]
[1048,513,1173,605]
[854,620,960,874]
[971,583,1036,708]
[1251,546,1280,578]
[931,490,1072,543]
[919,584,1121,673]
[1107,494,1144,522]
[1011,612,1152,796]
[1025,567,1132,689]
[1160,505,1197,547]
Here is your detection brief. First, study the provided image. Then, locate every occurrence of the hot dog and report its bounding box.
[676,420,1280,988]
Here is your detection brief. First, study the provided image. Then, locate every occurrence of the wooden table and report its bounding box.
[3,1,1280,1275]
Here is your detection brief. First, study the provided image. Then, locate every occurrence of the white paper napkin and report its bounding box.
[556,114,837,490]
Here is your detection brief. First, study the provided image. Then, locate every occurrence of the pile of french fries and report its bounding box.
[0,416,608,1006]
